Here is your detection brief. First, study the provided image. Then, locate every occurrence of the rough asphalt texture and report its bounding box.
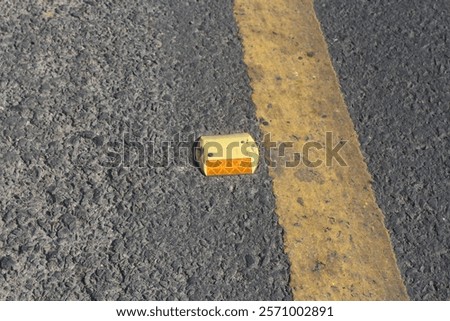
[0,0,292,300]
[315,0,450,300]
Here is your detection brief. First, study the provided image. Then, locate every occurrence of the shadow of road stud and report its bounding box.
[195,133,259,176]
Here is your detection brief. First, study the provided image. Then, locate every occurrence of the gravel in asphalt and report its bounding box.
[0,0,292,300]
[315,0,450,300]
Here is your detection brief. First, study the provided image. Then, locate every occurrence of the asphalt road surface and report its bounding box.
[0,0,291,300]
[315,0,450,300]
[0,0,448,301]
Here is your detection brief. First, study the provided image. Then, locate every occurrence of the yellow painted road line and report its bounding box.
[234,0,408,300]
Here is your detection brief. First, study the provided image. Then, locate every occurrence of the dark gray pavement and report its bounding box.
[315,0,450,300]
[0,0,291,300]
[1,0,449,301]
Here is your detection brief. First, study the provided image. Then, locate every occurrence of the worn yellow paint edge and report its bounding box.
[234,0,408,300]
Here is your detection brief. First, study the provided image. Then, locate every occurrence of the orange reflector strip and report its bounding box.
[206,158,253,176]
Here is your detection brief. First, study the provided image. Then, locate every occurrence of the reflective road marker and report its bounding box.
[196,133,259,176]
[234,0,408,300]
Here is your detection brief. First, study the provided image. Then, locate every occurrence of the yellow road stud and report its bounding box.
[195,133,259,176]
